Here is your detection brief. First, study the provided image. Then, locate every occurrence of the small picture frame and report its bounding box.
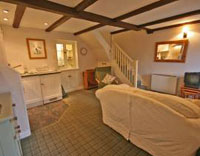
[26,38,47,59]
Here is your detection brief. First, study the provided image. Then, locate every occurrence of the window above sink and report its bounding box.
[56,40,79,69]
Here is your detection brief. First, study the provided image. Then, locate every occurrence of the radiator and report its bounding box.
[151,74,178,95]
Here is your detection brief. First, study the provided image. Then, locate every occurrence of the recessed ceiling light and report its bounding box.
[3,9,9,14]
[3,18,8,21]
[44,22,48,26]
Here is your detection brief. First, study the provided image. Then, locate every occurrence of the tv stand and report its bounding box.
[181,86,200,99]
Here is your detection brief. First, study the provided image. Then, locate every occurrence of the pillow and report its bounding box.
[102,74,116,84]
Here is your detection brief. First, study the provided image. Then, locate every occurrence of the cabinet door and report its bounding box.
[40,74,62,104]
[61,70,82,92]
[22,76,43,108]
[0,121,22,156]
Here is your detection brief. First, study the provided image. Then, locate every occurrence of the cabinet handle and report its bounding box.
[41,83,44,86]
[16,130,21,134]
[10,116,17,122]
[68,75,72,78]
[12,103,16,107]
[15,125,20,129]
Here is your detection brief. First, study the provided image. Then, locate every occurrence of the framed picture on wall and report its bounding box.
[26,38,47,59]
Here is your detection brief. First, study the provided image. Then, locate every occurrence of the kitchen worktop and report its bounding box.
[21,70,61,77]
[20,68,79,77]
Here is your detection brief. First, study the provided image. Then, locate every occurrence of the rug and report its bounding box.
[27,100,68,131]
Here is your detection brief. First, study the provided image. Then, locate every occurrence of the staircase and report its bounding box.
[112,43,138,87]
[93,30,138,87]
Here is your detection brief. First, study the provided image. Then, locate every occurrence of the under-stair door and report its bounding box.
[40,73,62,104]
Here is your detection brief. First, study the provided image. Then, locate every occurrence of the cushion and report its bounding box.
[102,74,116,84]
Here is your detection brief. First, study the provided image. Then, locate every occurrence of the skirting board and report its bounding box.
[26,101,43,109]
[65,86,84,93]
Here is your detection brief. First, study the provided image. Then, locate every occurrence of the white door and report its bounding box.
[22,76,43,108]
[40,73,62,104]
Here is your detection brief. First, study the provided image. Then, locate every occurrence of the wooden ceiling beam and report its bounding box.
[1,0,140,31]
[152,20,200,32]
[114,0,178,21]
[111,9,200,35]
[110,29,129,35]
[13,5,26,28]
[139,9,200,27]
[46,0,98,32]
[74,0,178,35]
[74,24,104,35]
[75,0,98,12]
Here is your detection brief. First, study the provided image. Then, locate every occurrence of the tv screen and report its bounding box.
[184,72,200,89]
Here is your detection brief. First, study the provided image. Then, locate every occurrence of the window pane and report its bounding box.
[56,44,65,66]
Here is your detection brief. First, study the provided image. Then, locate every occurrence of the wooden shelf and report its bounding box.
[180,86,200,99]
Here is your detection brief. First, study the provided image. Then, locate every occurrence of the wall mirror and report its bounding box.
[155,40,188,63]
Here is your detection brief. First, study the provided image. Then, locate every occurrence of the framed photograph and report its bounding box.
[26,38,47,59]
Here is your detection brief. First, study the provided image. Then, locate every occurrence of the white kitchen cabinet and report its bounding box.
[61,70,83,92]
[0,93,23,156]
[22,76,43,108]
[40,74,62,104]
[22,73,62,108]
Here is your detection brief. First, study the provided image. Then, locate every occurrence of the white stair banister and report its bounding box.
[112,43,138,87]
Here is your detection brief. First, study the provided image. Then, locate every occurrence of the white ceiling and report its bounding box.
[123,0,200,25]
[147,15,200,29]
[55,18,98,33]
[0,0,200,33]
[21,8,62,30]
[85,0,158,18]
[48,0,83,8]
[0,2,16,26]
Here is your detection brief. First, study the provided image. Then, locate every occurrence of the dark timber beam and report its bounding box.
[139,9,200,27]
[46,0,98,32]
[74,24,104,35]
[13,5,26,28]
[74,0,178,35]
[111,29,129,35]
[111,9,200,35]
[152,20,200,32]
[1,0,140,31]
[114,0,178,21]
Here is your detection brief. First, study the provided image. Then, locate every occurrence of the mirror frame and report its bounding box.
[154,39,189,63]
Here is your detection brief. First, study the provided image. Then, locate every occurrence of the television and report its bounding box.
[184,72,200,89]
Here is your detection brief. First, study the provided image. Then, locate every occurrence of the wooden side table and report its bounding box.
[180,86,200,99]
[83,69,98,90]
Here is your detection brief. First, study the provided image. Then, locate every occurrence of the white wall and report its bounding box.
[0,26,7,65]
[113,24,200,89]
[2,26,97,71]
[78,31,109,62]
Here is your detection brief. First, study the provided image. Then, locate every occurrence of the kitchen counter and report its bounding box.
[21,71,61,77]
[0,92,13,123]
[20,68,80,77]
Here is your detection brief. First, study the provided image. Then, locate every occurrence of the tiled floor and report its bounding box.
[21,90,151,156]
